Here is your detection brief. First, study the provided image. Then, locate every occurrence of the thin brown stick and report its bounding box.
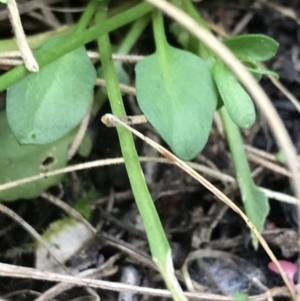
[0,156,296,204]
[101,113,295,300]
[34,254,121,301]
[0,262,290,301]
[268,75,300,114]
[7,0,39,71]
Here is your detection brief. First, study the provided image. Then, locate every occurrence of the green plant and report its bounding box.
[134,1,277,248]
[0,0,281,299]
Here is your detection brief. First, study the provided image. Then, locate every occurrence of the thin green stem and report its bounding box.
[152,9,168,54]
[96,5,186,301]
[117,15,150,54]
[180,0,209,29]
[96,3,168,260]
[219,105,269,248]
[220,106,252,174]
[0,2,153,92]
[171,0,212,59]
[74,0,99,34]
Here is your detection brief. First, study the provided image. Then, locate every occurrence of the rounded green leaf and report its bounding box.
[135,46,217,160]
[7,35,96,144]
[213,60,256,128]
[224,34,279,62]
[0,111,75,201]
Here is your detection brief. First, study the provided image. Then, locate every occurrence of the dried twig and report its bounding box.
[7,0,39,71]
[101,113,296,299]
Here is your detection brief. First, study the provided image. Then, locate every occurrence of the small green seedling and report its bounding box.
[135,9,217,160]
[136,12,278,159]
[0,1,281,300]
[134,2,277,249]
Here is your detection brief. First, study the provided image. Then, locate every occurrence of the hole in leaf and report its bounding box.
[42,156,55,167]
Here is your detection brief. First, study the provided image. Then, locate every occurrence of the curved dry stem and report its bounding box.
[7,0,39,71]
[102,113,296,300]
[0,261,290,300]
[0,156,297,205]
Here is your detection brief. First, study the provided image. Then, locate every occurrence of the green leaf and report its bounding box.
[224,34,279,62]
[135,45,218,160]
[220,107,269,249]
[0,111,75,201]
[0,0,9,3]
[213,60,256,128]
[7,35,96,144]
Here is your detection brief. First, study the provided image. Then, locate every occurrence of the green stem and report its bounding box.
[181,0,209,29]
[219,106,252,177]
[0,2,153,92]
[219,105,269,248]
[96,5,186,301]
[152,9,168,54]
[171,0,212,59]
[96,4,168,261]
[117,15,150,54]
[74,0,99,34]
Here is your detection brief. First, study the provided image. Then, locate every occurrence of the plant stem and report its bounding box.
[171,0,212,60]
[96,3,169,263]
[117,15,150,54]
[0,2,153,92]
[96,4,186,301]
[219,106,269,249]
[152,9,168,54]
[74,0,99,34]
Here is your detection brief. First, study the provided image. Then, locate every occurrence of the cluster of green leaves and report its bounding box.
[0,1,153,201]
[136,21,278,159]
[134,4,278,249]
[0,0,280,299]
